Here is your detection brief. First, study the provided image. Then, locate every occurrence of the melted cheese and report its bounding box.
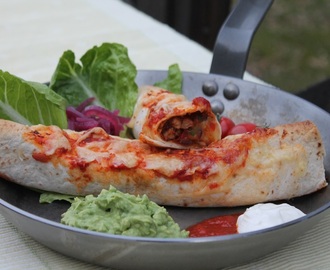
[16,119,326,206]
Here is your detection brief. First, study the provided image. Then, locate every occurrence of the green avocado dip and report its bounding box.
[61,186,189,238]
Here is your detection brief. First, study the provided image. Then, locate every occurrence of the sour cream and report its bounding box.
[237,203,305,233]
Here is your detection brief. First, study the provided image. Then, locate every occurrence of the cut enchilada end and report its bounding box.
[128,86,222,149]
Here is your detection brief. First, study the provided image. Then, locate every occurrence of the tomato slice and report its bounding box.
[227,123,257,136]
[219,117,235,138]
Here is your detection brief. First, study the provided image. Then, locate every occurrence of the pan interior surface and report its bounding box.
[0,70,330,269]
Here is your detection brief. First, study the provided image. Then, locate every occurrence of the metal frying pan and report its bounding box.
[1,0,330,269]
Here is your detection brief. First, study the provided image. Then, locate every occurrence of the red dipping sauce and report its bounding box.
[187,213,241,237]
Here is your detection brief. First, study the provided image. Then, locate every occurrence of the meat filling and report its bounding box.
[160,112,208,146]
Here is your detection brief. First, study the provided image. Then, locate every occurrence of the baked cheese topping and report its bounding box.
[17,119,326,207]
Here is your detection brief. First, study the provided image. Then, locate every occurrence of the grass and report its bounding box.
[246,0,330,93]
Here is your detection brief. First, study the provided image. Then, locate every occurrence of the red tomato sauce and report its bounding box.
[187,213,241,237]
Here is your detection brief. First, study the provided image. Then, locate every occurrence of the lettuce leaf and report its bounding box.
[49,43,138,117]
[0,70,67,128]
[154,63,182,94]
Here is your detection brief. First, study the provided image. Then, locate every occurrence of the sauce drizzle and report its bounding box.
[187,213,241,237]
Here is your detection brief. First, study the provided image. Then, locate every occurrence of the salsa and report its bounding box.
[187,213,241,237]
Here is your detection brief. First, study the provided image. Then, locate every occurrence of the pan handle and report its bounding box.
[210,0,273,78]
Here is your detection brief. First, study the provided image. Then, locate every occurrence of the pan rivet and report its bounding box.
[211,100,224,115]
[223,83,240,100]
[202,80,218,96]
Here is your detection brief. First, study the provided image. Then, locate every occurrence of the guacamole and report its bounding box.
[61,186,189,238]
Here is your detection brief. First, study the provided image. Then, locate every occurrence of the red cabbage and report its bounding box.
[66,98,130,136]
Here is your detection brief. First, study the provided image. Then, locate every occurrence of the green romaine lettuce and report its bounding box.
[154,63,182,94]
[0,70,67,128]
[49,43,138,117]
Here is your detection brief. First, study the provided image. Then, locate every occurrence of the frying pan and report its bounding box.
[1,0,330,269]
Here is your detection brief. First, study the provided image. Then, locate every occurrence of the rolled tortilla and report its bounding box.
[127,86,221,149]
[0,119,326,207]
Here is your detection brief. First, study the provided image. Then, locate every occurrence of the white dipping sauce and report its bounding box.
[237,203,305,233]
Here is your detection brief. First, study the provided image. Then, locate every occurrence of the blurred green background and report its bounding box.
[247,0,330,93]
[126,0,330,93]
